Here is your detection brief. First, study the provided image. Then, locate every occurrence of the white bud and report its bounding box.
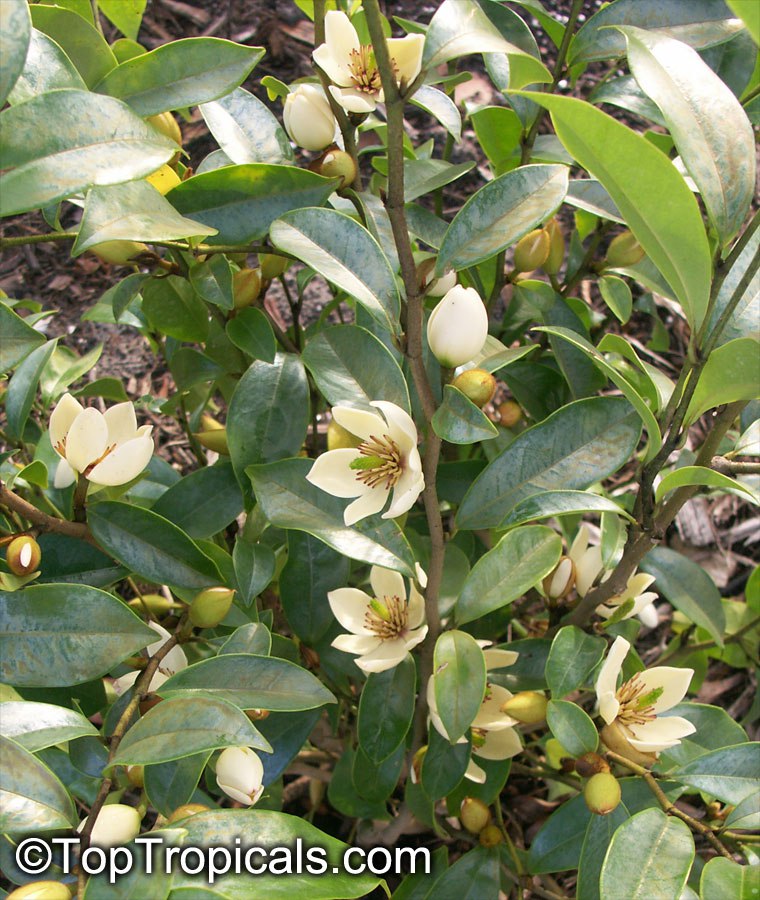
[78,804,140,848]
[426,285,488,368]
[216,747,264,806]
[283,84,337,152]
[426,268,458,297]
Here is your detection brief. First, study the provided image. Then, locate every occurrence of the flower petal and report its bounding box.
[595,636,630,723]
[49,393,84,451]
[568,523,591,563]
[328,85,379,114]
[54,458,76,489]
[324,10,361,57]
[632,666,694,714]
[464,759,487,783]
[88,435,153,486]
[344,487,387,525]
[306,448,365,498]
[356,639,409,673]
[103,401,138,446]
[576,545,603,596]
[331,406,385,442]
[313,44,352,87]
[637,602,659,629]
[328,587,374,635]
[372,401,418,450]
[475,726,522,761]
[474,684,516,730]
[627,715,696,753]
[65,407,109,473]
[403,623,427,652]
[370,566,406,603]
[388,34,424,85]
[407,583,425,630]
[332,633,379,655]
[384,468,424,520]
[483,649,519,671]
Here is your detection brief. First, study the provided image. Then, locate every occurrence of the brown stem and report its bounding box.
[0,482,93,542]
[656,614,760,667]
[711,456,760,476]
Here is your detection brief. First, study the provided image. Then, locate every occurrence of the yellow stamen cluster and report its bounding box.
[615,674,662,727]
[347,45,383,94]
[365,594,408,640]
[353,434,403,490]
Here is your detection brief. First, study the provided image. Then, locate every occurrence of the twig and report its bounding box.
[656,614,760,666]
[711,456,760,476]
[0,482,92,542]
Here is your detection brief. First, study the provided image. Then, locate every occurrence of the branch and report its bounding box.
[656,614,760,667]
[0,482,92,542]
[711,456,760,476]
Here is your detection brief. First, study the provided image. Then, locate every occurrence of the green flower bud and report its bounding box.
[478,824,503,847]
[460,797,491,834]
[451,368,497,408]
[501,690,548,725]
[497,400,522,428]
[575,751,611,778]
[194,429,230,455]
[583,772,622,816]
[317,149,357,189]
[259,253,289,281]
[543,219,565,275]
[6,535,41,576]
[513,228,550,274]
[604,231,644,268]
[233,267,262,309]
[7,882,73,900]
[189,587,235,628]
[168,803,211,823]
[128,593,174,618]
[91,240,148,266]
[126,764,144,788]
[147,111,182,147]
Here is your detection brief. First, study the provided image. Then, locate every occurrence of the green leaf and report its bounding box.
[421,727,471,800]
[576,802,631,900]
[674,743,760,805]
[36,533,125,588]
[600,808,694,900]
[0,89,176,216]
[144,752,210,819]
[247,458,416,576]
[436,164,568,274]
[5,339,56,440]
[402,159,475,203]
[233,539,276,609]
[570,0,745,64]
[141,274,209,343]
[152,463,244,539]
[302,325,410,413]
[431,385,498,444]
[0,0,31,106]
[528,793,592,873]
[98,0,147,41]
[655,465,758,504]
[88,501,222,591]
[226,307,277,362]
[723,790,760,830]
[0,301,46,370]
[599,274,633,323]
[621,26,755,245]
[221,623,272,656]
[352,742,404,804]
[257,709,321,787]
[518,93,712,329]
[95,38,264,116]
[684,337,760,424]
[110,696,271,766]
[199,87,292,165]
[727,0,760,44]
[546,627,607,698]
[426,846,501,899]
[158,653,335,711]
[0,701,97,751]
[0,583,156,687]
[640,546,725,645]
[169,164,337,246]
[31,4,116,87]
[546,700,598,757]
[433,631,486,743]
[271,208,401,336]
[358,655,416,764]
[0,736,77,834]
[701,858,759,900]
[455,525,561,625]
[411,84,462,141]
[189,255,234,310]
[703,218,759,347]
[503,490,634,529]
[457,397,642,529]
[661,702,749,767]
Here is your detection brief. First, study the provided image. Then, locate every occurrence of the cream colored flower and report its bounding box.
[595,636,695,754]
[216,746,264,806]
[112,622,187,696]
[328,565,427,673]
[313,10,424,113]
[283,83,337,151]
[77,804,140,848]
[49,394,153,489]
[307,401,424,526]
[426,285,489,368]
[568,524,604,597]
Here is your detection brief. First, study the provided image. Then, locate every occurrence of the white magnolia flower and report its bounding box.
[307,401,424,526]
[595,636,695,754]
[216,746,264,806]
[328,565,427,673]
[426,285,489,368]
[78,803,140,848]
[50,393,153,489]
[283,83,337,151]
[313,10,425,113]
[568,524,604,597]
[112,622,188,696]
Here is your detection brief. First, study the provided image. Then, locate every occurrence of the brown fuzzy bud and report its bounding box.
[543,219,565,275]
[513,228,550,274]
[497,400,522,428]
[584,772,622,816]
[501,691,548,725]
[451,368,497,408]
[542,557,575,601]
[478,824,503,847]
[189,587,235,628]
[600,722,658,768]
[460,797,492,834]
[168,803,210,823]
[575,752,611,778]
[233,267,262,309]
[605,231,644,268]
[7,882,73,900]
[6,535,41,576]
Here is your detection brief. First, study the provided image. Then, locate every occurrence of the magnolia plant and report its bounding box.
[1,0,758,898]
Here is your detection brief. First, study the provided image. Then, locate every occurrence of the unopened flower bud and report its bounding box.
[327,417,362,451]
[545,738,571,770]
[501,691,548,725]
[542,557,575,601]
[498,400,522,428]
[189,587,235,628]
[427,286,488,368]
[478,824,503,847]
[78,803,141,848]
[126,765,144,788]
[259,253,288,281]
[216,746,264,806]
[460,797,491,834]
[417,258,457,297]
[543,219,565,275]
[604,231,644,268]
[600,722,658,768]
[146,164,181,195]
[410,746,427,784]
[317,149,357,189]
[233,267,262,309]
[6,535,41,576]
[513,228,550,274]
[7,882,73,900]
[575,752,611,778]
[283,83,337,152]
[168,803,211,823]
[128,593,174,617]
[91,240,148,266]
[194,428,229,455]
[147,111,182,147]
[583,772,622,816]
[451,368,496,408]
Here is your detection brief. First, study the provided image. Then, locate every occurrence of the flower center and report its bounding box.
[365,594,408,640]
[615,674,663,727]
[347,45,383,94]
[349,433,403,490]
[471,727,487,750]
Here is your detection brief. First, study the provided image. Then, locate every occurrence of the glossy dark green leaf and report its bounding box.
[546,700,598,757]
[169,164,337,245]
[141,275,209,343]
[436,164,568,274]
[722,790,759,831]
[0,584,156,687]
[701,857,758,900]
[31,4,116,87]
[111,696,271,767]
[427,845,501,899]
[0,736,77,834]
[232,539,276,609]
[271,208,401,336]
[95,38,264,116]
[358,655,416,764]
[576,803,631,900]
[0,0,31,106]
[188,255,234,310]
[421,727,471,801]
[673,743,760,805]
[302,325,410,413]
[661,702,748,767]
[503,490,634,530]
[433,631,486,743]
[226,307,277,362]
[5,339,56,440]
[455,525,561,625]
[457,397,641,530]
[36,533,125,588]
[200,87,292,165]
[257,709,321,787]
[599,809,694,900]
[247,458,416,576]
[546,627,606,698]
[144,752,210,818]
[159,654,335,711]
[432,385,498,444]
[684,337,760,423]
[220,623,272,656]
[352,742,404,804]
[0,302,46,370]
[655,465,757,504]
[169,347,224,391]
[0,701,97,751]
[88,501,222,591]
[152,463,243,539]
[527,793,592,873]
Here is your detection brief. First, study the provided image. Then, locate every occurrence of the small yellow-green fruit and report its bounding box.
[543,219,565,275]
[126,764,144,788]
[542,557,575,601]
[600,722,657,768]
[146,164,181,195]
[460,797,491,834]
[147,111,182,147]
[478,824,503,848]
[168,803,210,823]
[189,586,235,628]
[233,267,263,309]
[501,691,548,725]
[91,240,148,266]
[513,228,551,274]
[7,881,73,900]
[318,149,357,189]
[259,252,288,281]
[545,738,571,770]
[327,418,361,451]
[498,400,522,428]
[6,535,41,576]
[128,593,174,618]
[583,772,622,816]
[194,428,230,455]
[575,752,611,778]
[451,368,497,408]
[604,231,644,268]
